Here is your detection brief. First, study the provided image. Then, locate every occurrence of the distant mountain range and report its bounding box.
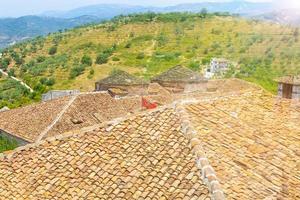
[0,15,101,48]
[0,1,299,49]
[255,9,300,26]
[42,1,273,19]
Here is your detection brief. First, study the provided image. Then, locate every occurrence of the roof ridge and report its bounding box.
[35,94,79,143]
[175,101,226,200]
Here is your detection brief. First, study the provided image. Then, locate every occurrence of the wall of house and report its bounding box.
[292,85,300,99]
[96,84,148,96]
[0,130,29,146]
[278,83,283,97]
[184,82,208,93]
[153,81,207,94]
[42,90,80,102]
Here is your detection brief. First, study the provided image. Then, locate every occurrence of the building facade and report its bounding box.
[42,90,80,101]
[205,58,229,79]
[276,76,300,99]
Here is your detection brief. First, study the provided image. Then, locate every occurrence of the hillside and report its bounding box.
[0,12,300,108]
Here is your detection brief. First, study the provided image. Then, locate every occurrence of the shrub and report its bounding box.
[69,65,86,79]
[36,56,46,63]
[0,135,18,153]
[125,43,131,48]
[48,46,57,55]
[81,55,93,66]
[136,53,145,59]
[188,61,200,71]
[96,53,109,64]
[40,77,55,86]
[8,69,15,77]
[112,57,120,61]
[87,69,95,79]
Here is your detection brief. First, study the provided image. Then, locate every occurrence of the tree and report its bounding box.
[48,46,57,55]
[96,53,109,64]
[81,55,93,66]
[200,8,208,17]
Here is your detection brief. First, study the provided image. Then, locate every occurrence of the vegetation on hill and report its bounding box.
[0,134,18,153]
[0,12,300,109]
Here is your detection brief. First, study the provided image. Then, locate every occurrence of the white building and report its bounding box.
[205,58,229,79]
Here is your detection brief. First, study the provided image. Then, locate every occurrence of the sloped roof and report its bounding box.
[275,75,300,85]
[96,70,148,86]
[0,108,210,199]
[0,92,129,142]
[151,65,207,83]
[0,97,72,142]
[0,82,298,198]
[184,91,300,199]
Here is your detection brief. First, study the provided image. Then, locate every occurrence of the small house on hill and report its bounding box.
[95,70,148,97]
[151,65,207,93]
[42,90,80,102]
[275,75,300,99]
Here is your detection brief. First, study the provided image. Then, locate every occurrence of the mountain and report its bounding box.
[0,15,101,48]
[161,1,273,15]
[255,9,300,26]
[42,4,153,19]
[43,1,273,19]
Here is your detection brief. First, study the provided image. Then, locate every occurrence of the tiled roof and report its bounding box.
[152,66,207,83]
[96,70,148,86]
[184,91,300,199]
[0,97,72,142]
[45,92,128,139]
[0,107,210,199]
[275,75,300,85]
[0,79,299,199]
[0,91,175,143]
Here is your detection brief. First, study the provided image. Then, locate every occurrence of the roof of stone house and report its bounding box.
[183,91,300,199]
[0,96,72,142]
[0,107,211,199]
[275,75,300,85]
[151,65,207,84]
[96,70,148,86]
[0,92,134,143]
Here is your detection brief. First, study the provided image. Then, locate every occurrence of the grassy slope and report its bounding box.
[1,13,300,107]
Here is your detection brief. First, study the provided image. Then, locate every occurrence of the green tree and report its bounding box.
[48,46,57,55]
[81,55,93,66]
[96,53,109,64]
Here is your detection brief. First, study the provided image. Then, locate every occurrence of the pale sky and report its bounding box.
[0,0,296,18]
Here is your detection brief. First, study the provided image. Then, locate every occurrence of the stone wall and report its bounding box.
[184,82,207,93]
[96,84,148,97]
[292,85,300,99]
[278,83,283,98]
[0,130,29,146]
[42,90,80,102]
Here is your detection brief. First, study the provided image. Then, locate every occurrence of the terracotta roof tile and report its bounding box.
[0,97,71,142]
[0,108,210,199]
[184,91,300,199]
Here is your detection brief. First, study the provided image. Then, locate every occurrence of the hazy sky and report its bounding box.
[0,0,297,18]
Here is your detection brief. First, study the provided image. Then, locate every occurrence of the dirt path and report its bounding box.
[0,69,34,92]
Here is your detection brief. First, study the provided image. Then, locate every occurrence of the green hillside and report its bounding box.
[0,12,300,108]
